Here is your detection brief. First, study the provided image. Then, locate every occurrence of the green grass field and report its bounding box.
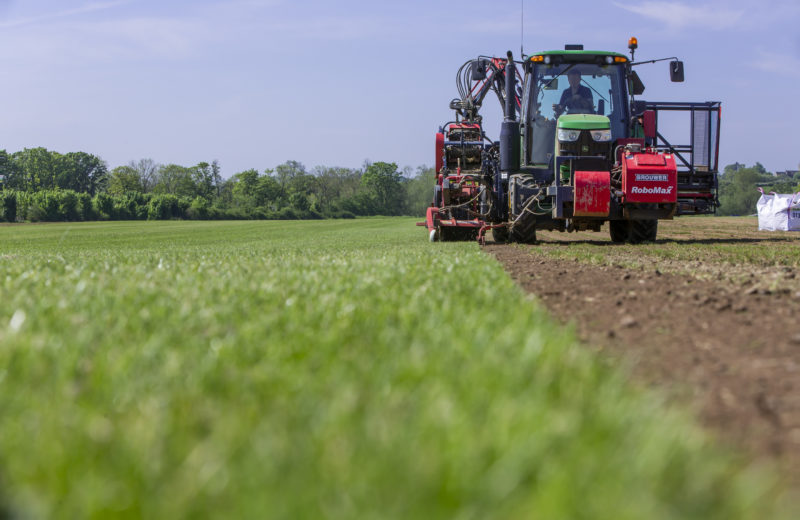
[0,219,789,518]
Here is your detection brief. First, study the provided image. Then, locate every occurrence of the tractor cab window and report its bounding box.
[524,62,628,166]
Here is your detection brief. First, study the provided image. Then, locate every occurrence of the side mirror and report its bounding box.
[670,60,684,82]
[630,71,645,95]
[471,59,488,81]
[544,78,558,90]
[597,99,605,116]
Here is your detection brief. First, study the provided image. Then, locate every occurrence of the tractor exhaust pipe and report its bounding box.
[500,51,520,175]
[504,51,516,121]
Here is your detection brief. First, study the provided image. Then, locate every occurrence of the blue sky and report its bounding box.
[0,0,797,177]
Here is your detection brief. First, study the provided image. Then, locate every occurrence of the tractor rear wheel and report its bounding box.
[492,226,510,243]
[609,220,628,243]
[510,213,537,244]
[629,219,658,243]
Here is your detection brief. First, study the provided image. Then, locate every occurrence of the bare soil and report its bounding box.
[485,217,800,485]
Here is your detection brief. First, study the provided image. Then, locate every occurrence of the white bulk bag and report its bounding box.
[756,188,800,231]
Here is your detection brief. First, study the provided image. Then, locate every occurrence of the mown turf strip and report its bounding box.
[531,217,800,269]
[0,219,789,518]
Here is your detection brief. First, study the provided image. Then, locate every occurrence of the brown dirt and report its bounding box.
[484,218,800,486]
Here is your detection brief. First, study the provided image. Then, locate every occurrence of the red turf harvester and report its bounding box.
[423,57,522,242]
[419,39,721,244]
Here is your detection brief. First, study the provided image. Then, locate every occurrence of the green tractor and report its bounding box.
[424,39,720,244]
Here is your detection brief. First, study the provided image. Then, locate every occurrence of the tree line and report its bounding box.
[0,148,436,222]
[1,147,791,222]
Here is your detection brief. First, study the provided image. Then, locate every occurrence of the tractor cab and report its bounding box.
[521,51,631,170]
[422,39,721,245]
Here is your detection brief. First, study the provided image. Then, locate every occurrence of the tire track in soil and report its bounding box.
[485,243,800,486]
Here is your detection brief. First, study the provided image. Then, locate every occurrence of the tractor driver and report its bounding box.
[553,69,593,115]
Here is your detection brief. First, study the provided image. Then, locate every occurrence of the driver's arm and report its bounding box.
[553,89,569,112]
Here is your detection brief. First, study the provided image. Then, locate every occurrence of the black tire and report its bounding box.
[510,213,537,244]
[492,226,510,243]
[609,220,629,243]
[629,219,658,243]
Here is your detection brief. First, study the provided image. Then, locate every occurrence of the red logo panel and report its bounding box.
[622,152,678,203]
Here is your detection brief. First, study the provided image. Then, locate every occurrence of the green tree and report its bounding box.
[10,148,61,191]
[274,160,306,189]
[230,169,260,209]
[255,174,283,210]
[289,192,310,212]
[211,160,223,198]
[5,149,106,194]
[153,164,197,198]
[404,165,436,216]
[60,152,108,194]
[129,159,160,192]
[193,162,215,200]
[2,191,17,222]
[361,161,403,215]
[108,166,145,196]
[311,166,361,213]
[287,172,315,197]
[718,163,774,216]
[217,178,235,207]
[0,150,12,190]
